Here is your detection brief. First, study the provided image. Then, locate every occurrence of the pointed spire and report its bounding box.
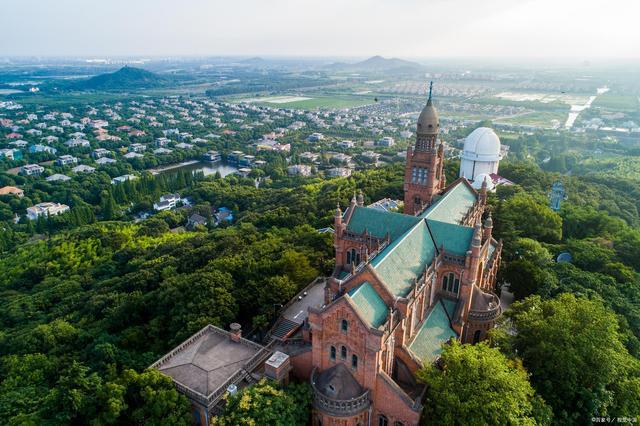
[427,81,433,105]
[335,202,342,217]
[351,191,357,206]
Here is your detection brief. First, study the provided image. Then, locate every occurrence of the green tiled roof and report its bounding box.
[347,282,388,328]
[441,299,457,319]
[422,181,477,225]
[371,220,436,297]
[409,301,458,362]
[346,206,420,241]
[426,219,474,256]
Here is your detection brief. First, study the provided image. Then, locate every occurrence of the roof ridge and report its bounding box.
[371,218,426,267]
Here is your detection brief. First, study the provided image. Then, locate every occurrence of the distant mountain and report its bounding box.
[240,57,266,64]
[327,55,423,72]
[75,66,168,90]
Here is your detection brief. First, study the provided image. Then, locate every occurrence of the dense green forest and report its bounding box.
[1,157,640,424]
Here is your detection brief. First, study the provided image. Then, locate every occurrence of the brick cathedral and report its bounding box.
[153,88,504,426]
[305,88,503,426]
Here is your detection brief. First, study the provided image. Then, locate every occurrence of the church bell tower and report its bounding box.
[404,82,446,215]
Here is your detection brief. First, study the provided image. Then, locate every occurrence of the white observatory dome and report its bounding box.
[462,127,501,161]
[459,127,502,184]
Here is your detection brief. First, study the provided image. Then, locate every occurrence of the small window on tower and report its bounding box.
[341,319,348,333]
[341,345,347,359]
[330,346,336,360]
[352,354,358,369]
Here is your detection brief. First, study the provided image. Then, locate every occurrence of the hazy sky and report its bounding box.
[1,0,639,59]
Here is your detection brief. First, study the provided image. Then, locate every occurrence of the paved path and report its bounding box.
[282,280,325,324]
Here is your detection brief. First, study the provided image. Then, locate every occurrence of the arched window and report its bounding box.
[414,196,421,206]
[341,345,347,359]
[341,319,348,333]
[473,330,482,344]
[351,354,358,369]
[395,422,404,426]
[378,415,388,426]
[346,250,351,264]
[442,274,448,290]
[330,346,336,360]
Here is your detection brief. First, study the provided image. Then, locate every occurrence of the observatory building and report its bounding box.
[459,127,503,190]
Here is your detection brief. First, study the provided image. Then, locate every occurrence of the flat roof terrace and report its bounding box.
[151,325,268,407]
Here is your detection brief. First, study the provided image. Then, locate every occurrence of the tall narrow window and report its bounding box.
[330,346,336,360]
[442,274,448,290]
[378,415,388,426]
[341,319,348,333]
[346,251,351,264]
[351,354,358,369]
[473,330,482,344]
[453,277,460,294]
[341,346,347,359]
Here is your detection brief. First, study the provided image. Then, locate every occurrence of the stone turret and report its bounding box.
[483,212,493,242]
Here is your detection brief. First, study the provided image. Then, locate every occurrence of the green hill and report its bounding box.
[76,66,168,90]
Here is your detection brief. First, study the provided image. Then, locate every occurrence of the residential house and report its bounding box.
[46,174,72,182]
[287,164,313,177]
[29,144,57,155]
[72,165,96,174]
[26,202,70,220]
[55,155,79,166]
[20,164,45,176]
[65,138,91,148]
[0,186,24,197]
[153,194,181,211]
[377,136,395,147]
[95,157,116,165]
[92,148,111,159]
[111,174,137,184]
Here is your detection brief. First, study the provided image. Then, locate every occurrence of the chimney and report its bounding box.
[229,323,242,342]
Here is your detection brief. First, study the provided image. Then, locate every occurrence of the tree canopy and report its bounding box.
[417,341,551,426]
[212,380,311,426]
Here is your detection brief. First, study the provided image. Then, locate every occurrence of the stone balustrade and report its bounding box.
[311,368,371,417]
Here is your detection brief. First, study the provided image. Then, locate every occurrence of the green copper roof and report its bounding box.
[426,219,474,256]
[371,220,436,297]
[346,206,420,241]
[422,181,477,225]
[441,298,457,319]
[409,301,458,362]
[347,282,388,328]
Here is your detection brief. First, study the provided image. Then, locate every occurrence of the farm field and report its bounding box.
[495,111,566,128]
[592,93,639,111]
[236,94,376,109]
